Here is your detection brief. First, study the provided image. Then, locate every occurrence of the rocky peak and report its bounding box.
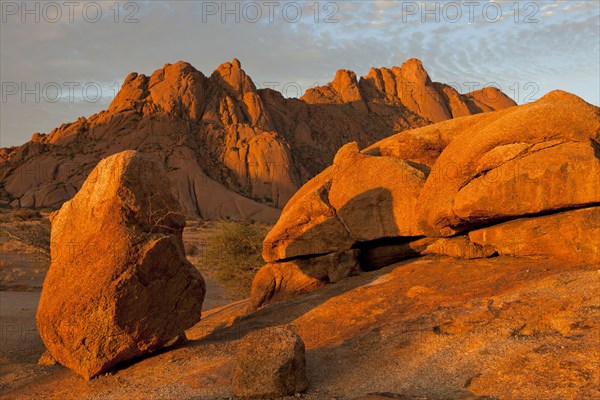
[330,69,363,103]
[305,59,435,110]
[109,61,208,120]
[109,72,149,112]
[359,59,431,101]
[207,59,272,128]
[398,58,430,85]
[360,59,456,122]
[106,59,273,127]
[301,68,367,112]
[213,58,257,96]
[360,67,393,98]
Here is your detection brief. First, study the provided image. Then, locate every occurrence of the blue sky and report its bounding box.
[1,0,599,147]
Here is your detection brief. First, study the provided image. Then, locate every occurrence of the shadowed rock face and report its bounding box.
[0,58,515,221]
[250,250,361,310]
[36,150,206,380]
[251,90,600,309]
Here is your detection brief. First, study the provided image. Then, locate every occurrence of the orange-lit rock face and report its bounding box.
[254,91,599,309]
[418,90,600,236]
[36,151,206,380]
[469,207,600,263]
[0,58,515,221]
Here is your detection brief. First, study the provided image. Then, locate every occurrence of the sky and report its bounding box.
[1,0,599,147]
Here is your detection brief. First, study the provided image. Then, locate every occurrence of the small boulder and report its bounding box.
[38,351,58,366]
[36,150,206,379]
[232,327,308,398]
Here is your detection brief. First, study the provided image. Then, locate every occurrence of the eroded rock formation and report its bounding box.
[0,59,515,221]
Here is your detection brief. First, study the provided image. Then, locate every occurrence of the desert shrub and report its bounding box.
[201,221,270,297]
[12,209,42,221]
[0,220,51,256]
[185,241,199,256]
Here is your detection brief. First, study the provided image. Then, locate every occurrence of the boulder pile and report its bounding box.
[251,91,600,309]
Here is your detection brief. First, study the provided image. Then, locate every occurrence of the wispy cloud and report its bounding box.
[1,0,598,147]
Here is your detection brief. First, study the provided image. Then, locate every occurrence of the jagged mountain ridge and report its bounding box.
[0,58,516,221]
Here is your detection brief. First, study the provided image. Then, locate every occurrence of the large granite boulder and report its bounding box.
[36,150,206,379]
[262,142,427,262]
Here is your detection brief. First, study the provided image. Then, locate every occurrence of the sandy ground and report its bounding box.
[1,214,598,399]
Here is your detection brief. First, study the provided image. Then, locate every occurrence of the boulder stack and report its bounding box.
[251,91,600,309]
